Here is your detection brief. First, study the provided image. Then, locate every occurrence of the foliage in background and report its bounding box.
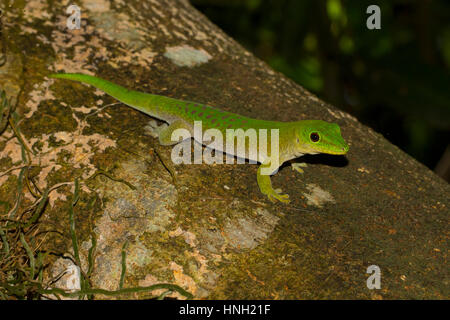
[193,0,450,180]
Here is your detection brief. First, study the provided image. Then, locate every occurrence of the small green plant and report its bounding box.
[0,91,193,300]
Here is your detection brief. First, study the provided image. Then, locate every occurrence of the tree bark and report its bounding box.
[0,0,448,299]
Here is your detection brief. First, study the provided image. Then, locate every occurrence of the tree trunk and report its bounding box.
[0,0,448,299]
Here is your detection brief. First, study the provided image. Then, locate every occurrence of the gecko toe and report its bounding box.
[291,163,306,174]
[266,188,290,203]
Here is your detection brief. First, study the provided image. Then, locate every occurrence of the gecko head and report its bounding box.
[293,120,349,156]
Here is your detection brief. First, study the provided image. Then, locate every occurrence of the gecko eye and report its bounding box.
[310,132,320,142]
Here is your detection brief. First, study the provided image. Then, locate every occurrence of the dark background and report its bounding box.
[192,0,450,182]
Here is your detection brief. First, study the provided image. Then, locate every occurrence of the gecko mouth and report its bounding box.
[307,145,348,156]
[325,147,349,155]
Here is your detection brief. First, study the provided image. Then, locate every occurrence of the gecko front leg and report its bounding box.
[257,162,290,203]
[291,162,307,174]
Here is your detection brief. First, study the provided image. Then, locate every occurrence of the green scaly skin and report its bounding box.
[49,73,349,203]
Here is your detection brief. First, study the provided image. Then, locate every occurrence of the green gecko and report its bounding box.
[49,73,349,203]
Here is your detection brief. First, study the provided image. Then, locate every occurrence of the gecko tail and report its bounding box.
[49,73,157,115]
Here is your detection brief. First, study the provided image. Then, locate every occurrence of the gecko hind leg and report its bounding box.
[157,119,193,146]
[145,119,192,146]
[144,119,168,138]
